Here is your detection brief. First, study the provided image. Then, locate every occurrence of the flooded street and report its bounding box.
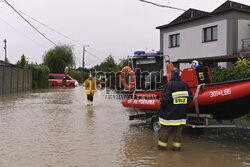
[0,87,249,167]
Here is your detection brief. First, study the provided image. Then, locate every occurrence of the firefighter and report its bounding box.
[62,76,66,86]
[191,60,199,68]
[158,67,193,151]
[83,74,97,105]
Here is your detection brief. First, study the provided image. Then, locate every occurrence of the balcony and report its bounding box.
[241,38,250,52]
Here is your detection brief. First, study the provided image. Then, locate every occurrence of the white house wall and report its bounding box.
[238,20,250,51]
[163,20,228,62]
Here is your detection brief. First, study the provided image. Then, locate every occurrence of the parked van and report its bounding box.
[48,74,78,87]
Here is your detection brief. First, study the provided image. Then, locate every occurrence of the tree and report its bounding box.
[43,44,75,73]
[5,58,10,63]
[97,55,120,72]
[118,58,129,70]
[16,54,28,67]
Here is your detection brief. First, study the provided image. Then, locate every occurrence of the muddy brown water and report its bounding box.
[0,87,249,167]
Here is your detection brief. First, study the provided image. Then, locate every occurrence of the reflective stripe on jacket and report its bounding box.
[172,91,189,104]
[159,118,186,126]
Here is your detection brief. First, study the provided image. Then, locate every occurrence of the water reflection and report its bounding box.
[120,123,250,167]
[0,87,249,167]
[85,107,96,133]
[84,106,98,162]
[120,124,159,167]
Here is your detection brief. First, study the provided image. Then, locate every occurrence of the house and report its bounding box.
[0,60,21,68]
[156,0,250,68]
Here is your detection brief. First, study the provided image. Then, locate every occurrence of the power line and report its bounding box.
[2,0,57,46]
[88,46,111,56]
[74,55,82,66]
[17,9,86,46]
[87,46,123,62]
[0,16,46,48]
[1,0,116,62]
[1,0,86,46]
[76,50,106,65]
[85,50,104,61]
[1,0,110,61]
[138,0,187,11]
[74,50,104,63]
[138,0,218,18]
[73,51,81,56]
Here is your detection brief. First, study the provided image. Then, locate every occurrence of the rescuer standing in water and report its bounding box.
[158,67,193,151]
[83,74,97,105]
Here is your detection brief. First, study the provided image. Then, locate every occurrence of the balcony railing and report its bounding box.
[241,38,250,52]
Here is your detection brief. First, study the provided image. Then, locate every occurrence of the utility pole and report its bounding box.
[82,45,89,83]
[82,45,85,83]
[3,39,7,62]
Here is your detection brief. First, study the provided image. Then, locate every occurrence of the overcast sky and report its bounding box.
[0,0,249,68]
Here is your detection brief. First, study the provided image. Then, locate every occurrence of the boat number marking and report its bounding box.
[210,88,231,98]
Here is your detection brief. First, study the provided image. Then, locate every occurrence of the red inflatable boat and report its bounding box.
[122,78,250,119]
[121,52,250,120]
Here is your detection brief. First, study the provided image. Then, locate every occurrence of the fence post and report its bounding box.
[29,69,32,90]
[17,69,19,93]
[23,69,24,91]
[2,66,4,95]
[10,67,12,93]
[28,69,29,90]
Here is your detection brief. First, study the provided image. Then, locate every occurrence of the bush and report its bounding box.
[68,69,81,83]
[26,64,50,89]
[68,69,85,83]
[211,57,250,120]
[211,56,250,83]
[68,69,90,84]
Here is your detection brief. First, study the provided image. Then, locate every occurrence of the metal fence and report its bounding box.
[0,66,32,95]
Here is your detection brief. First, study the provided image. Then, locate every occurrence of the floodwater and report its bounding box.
[0,87,249,167]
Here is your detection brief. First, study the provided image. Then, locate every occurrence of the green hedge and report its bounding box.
[26,64,50,89]
[211,57,250,119]
[211,57,250,83]
[68,69,89,84]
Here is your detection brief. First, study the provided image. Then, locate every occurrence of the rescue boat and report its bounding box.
[122,78,250,119]
[121,52,250,120]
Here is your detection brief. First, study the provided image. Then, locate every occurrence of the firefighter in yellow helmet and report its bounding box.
[83,74,97,105]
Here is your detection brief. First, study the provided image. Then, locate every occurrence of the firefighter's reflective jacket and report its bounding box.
[83,78,97,95]
[159,73,193,126]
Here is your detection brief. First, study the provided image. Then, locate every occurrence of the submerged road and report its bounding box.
[0,87,249,167]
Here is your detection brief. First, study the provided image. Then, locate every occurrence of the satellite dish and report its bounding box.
[65,66,69,74]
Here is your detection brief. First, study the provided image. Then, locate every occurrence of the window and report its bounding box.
[54,76,64,80]
[169,34,180,47]
[66,76,71,80]
[136,58,156,65]
[203,26,217,42]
